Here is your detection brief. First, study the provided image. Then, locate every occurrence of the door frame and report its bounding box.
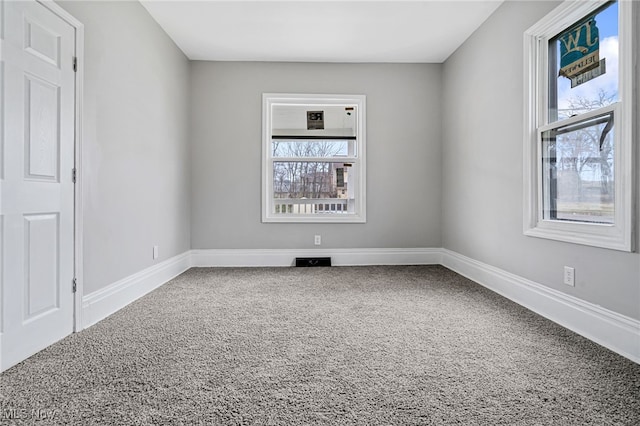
[36,0,84,332]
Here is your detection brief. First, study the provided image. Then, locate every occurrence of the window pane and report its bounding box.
[272,139,355,158]
[542,113,614,224]
[272,161,354,215]
[548,1,618,122]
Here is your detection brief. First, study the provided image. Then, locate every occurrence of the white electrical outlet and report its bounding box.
[563,266,575,286]
[153,245,159,260]
[314,235,321,245]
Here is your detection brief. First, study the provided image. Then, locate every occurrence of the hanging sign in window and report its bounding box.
[307,111,324,130]
[558,15,602,80]
[570,59,606,88]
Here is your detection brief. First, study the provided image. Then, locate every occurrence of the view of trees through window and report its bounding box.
[543,110,614,223]
[272,140,351,200]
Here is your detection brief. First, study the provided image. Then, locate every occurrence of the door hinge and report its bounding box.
[72,278,77,293]
[72,168,77,184]
[72,57,77,72]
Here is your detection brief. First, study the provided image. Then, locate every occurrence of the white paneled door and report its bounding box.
[1,0,76,371]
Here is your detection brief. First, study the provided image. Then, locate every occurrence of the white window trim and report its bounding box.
[523,0,636,252]
[262,93,367,223]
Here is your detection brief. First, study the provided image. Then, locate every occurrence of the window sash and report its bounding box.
[539,107,616,224]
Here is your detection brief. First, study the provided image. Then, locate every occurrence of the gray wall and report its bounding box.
[58,1,191,294]
[55,0,638,323]
[190,62,442,250]
[442,1,640,319]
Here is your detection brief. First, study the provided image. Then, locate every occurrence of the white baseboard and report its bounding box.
[78,247,639,364]
[190,248,443,267]
[81,252,192,329]
[441,249,640,364]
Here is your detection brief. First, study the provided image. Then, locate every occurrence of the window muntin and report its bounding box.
[262,94,366,223]
[523,0,634,252]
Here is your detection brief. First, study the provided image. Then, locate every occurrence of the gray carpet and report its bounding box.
[1,265,639,425]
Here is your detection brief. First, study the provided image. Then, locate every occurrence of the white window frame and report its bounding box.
[523,0,636,252]
[262,93,366,223]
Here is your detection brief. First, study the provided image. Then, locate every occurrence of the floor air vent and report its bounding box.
[295,257,332,267]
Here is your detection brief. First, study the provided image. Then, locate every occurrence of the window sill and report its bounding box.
[524,220,632,252]
[262,214,366,224]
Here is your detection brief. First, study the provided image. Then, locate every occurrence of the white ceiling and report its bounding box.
[140,0,504,63]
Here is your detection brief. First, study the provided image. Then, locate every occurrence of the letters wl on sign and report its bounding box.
[559,16,601,80]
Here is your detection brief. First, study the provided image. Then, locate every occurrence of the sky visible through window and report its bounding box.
[555,1,618,119]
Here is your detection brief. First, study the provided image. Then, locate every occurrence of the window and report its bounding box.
[524,0,635,251]
[262,94,366,223]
